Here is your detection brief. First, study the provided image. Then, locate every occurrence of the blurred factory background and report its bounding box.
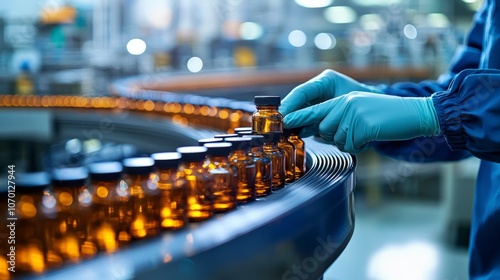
[0,0,481,279]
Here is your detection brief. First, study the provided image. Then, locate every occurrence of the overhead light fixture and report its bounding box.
[294,0,333,8]
[187,57,203,73]
[239,22,264,40]
[126,39,147,55]
[324,6,357,24]
[427,13,450,28]
[288,30,307,47]
[314,33,336,50]
[403,24,418,39]
[352,0,401,6]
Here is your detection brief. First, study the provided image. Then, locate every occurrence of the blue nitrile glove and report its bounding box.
[279,69,383,117]
[283,92,441,154]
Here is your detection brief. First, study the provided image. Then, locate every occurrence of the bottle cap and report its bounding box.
[52,167,88,187]
[177,146,207,162]
[261,132,281,143]
[285,127,303,136]
[204,142,232,157]
[225,137,252,151]
[198,138,224,146]
[151,152,182,169]
[254,96,281,106]
[246,135,265,147]
[87,162,123,181]
[234,127,252,132]
[122,157,155,175]
[237,131,254,137]
[17,172,51,193]
[213,133,238,139]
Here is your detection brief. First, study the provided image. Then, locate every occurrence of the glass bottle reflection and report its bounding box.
[203,142,236,212]
[151,152,187,230]
[225,137,256,203]
[177,146,213,222]
[246,135,272,197]
[286,128,306,179]
[278,133,296,183]
[16,172,57,274]
[87,162,127,253]
[261,133,285,190]
[122,157,161,239]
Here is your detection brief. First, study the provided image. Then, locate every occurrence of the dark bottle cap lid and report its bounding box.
[261,132,281,143]
[213,133,238,139]
[246,135,265,147]
[177,146,207,162]
[122,157,155,175]
[237,131,254,137]
[17,172,51,193]
[151,152,181,169]
[87,162,123,181]
[198,138,224,146]
[225,137,252,151]
[52,167,88,187]
[254,96,281,106]
[284,127,303,136]
[234,127,252,132]
[204,142,232,157]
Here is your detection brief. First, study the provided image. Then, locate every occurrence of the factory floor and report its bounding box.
[324,198,469,280]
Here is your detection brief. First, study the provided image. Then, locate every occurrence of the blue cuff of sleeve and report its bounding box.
[432,90,466,150]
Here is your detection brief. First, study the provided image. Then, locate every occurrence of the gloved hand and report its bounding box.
[279,69,383,116]
[283,92,441,154]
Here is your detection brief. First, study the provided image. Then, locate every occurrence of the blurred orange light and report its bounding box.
[229,112,240,122]
[11,95,19,106]
[183,104,195,114]
[219,109,229,119]
[41,96,50,107]
[200,106,210,116]
[144,100,155,111]
[209,107,218,117]
[33,95,41,106]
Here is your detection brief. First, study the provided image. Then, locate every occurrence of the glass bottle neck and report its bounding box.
[256,105,279,111]
[182,161,205,169]
[208,156,229,162]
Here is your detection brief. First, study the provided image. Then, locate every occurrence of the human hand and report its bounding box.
[283,92,440,154]
[279,69,383,117]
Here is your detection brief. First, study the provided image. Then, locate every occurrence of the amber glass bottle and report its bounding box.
[87,162,127,252]
[198,138,224,146]
[122,157,160,239]
[262,132,285,190]
[50,167,95,262]
[16,172,57,274]
[286,128,306,179]
[177,146,213,222]
[252,96,283,134]
[246,135,272,197]
[203,142,236,212]
[151,152,187,230]
[278,133,296,183]
[225,137,256,203]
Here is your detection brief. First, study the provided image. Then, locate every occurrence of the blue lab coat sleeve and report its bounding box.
[432,69,500,163]
[371,2,489,162]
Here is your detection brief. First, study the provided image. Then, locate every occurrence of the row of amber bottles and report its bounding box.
[251,95,306,181]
